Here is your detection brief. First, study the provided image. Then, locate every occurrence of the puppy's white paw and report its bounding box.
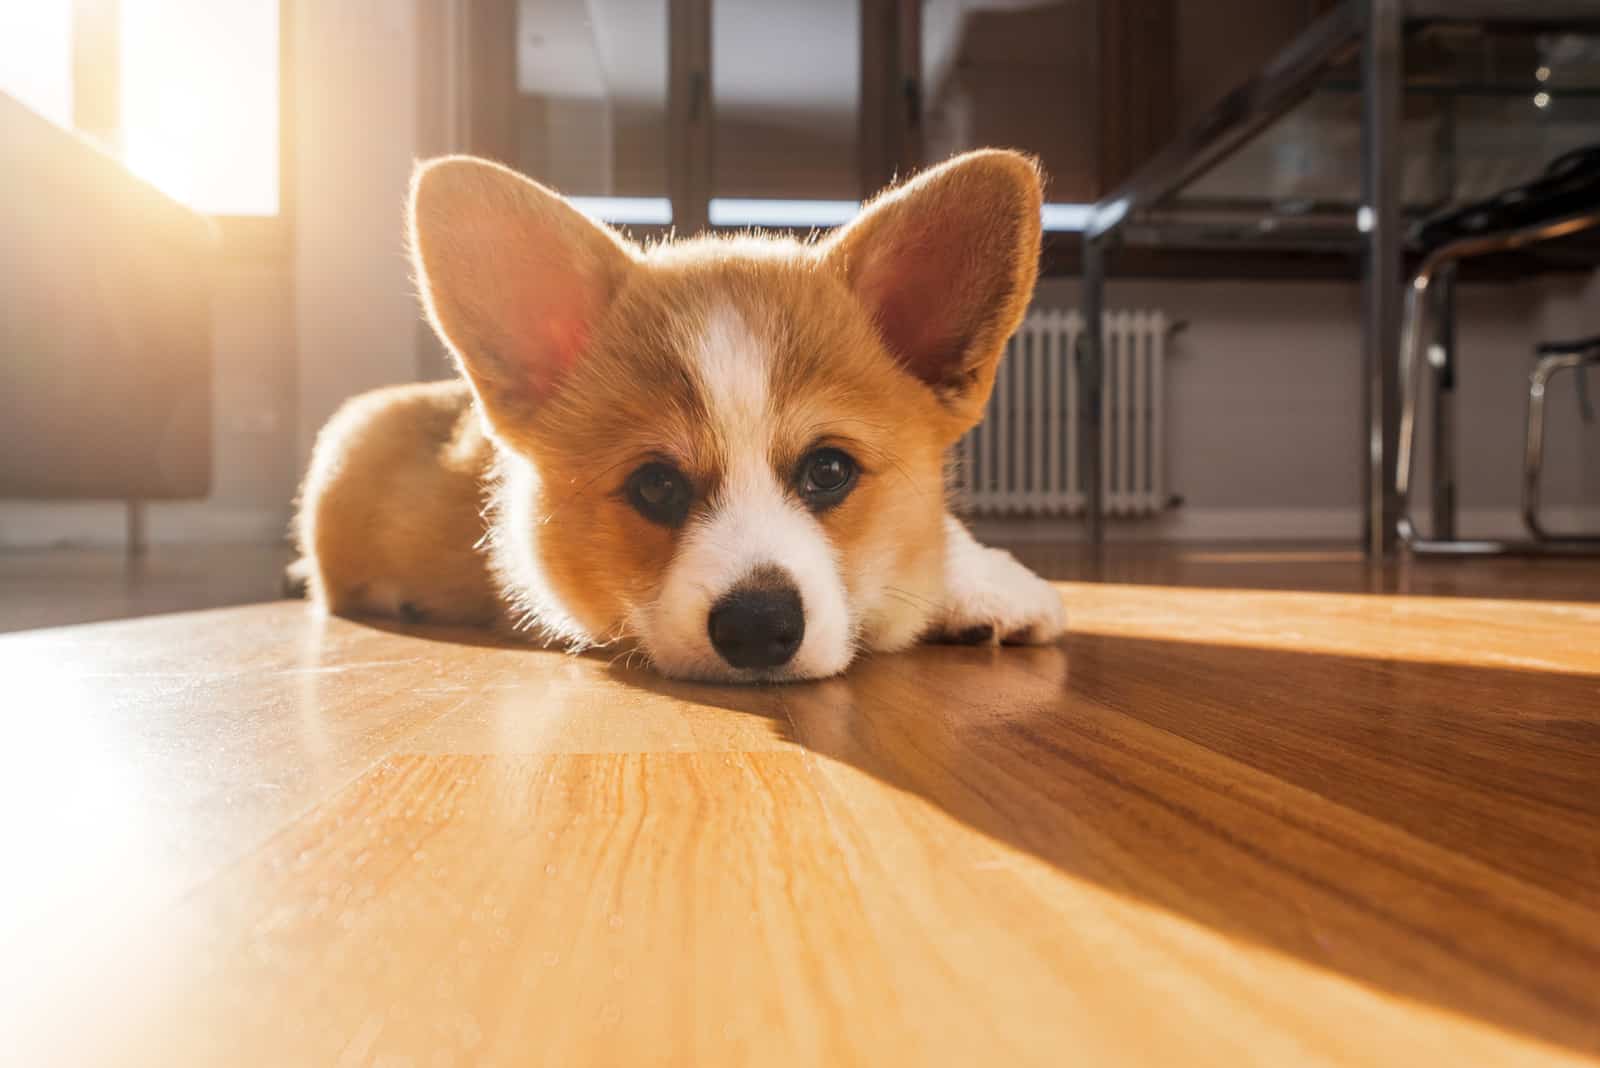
[935,519,1067,645]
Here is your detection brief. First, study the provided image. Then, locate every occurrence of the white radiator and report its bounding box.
[954,309,1169,517]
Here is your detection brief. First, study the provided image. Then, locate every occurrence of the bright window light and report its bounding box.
[1091,197,1130,234]
[711,199,861,228]
[0,1,74,128]
[121,0,278,215]
[707,199,1097,232]
[1041,203,1094,232]
[556,197,1101,232]
[566,196,673,226]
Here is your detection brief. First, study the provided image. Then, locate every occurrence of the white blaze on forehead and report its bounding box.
[694,302,771,448]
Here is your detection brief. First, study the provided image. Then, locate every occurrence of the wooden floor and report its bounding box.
[3,548,1599,1065]
[0,543,294,633]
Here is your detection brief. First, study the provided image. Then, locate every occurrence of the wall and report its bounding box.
[207,260,299,525]
[0,227,300,548]
[1023,272,1599,540]
[293,0,424,465]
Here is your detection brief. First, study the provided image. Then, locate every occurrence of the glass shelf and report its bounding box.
[1137,22,1600,248]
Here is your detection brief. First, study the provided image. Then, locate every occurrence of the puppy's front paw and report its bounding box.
[935,543,1067,646]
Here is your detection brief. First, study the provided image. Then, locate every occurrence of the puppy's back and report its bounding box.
[293,379,501,625]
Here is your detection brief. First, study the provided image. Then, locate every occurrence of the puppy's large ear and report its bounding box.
[822,149,1041,427]
[409,156,636,432]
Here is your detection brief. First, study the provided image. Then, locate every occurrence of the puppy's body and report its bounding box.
[295,150,1066,681]
[297,380,500,626]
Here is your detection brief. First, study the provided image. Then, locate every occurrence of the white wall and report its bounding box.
[293,0,424,467]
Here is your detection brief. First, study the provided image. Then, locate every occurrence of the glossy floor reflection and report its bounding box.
[2,558,1598,1065]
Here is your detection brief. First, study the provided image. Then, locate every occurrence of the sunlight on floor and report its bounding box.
[1058,581,1600,676]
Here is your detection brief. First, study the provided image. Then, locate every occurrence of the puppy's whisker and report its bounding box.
[536,454,639,525]
[885,585,940,608]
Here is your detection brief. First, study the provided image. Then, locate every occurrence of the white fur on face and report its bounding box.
[631,304,855,681]
[635,457,854,680]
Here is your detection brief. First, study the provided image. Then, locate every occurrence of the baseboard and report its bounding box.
[968,506,1600,544]
[0,501,292,549]
[1473,506,1600,541]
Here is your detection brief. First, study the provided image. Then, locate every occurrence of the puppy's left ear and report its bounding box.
[408,156,636,436]
[822,149,1042,428]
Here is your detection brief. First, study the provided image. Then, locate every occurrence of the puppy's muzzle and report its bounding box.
[707,567,804,670]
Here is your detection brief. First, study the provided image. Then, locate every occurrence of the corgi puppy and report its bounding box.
[293,149,1066,681]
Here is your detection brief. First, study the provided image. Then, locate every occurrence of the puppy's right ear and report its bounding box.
[409,156,636,432]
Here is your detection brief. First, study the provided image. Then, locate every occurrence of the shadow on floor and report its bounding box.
[613,630,1600,1056]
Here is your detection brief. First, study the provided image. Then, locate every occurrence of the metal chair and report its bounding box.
[1524,335,1600,544]
[1396,145,1600,555]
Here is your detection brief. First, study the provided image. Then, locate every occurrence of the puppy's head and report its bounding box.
[410,150,1041,680]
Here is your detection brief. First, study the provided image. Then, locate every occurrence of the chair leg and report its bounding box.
[1080,233,1107,547]
[1429,265,1457,541]
[1394,209,1600,555]
[126,499,148,560]
[1398,271,1600,555]
[1395,260,1437,548]
[1524,348,1600,543]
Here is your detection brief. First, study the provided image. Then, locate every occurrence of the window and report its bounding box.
[0,4,75,128]
[0,0,281,218]
[508,1,1090,234]
[513,0,670,227]
[122,0,280,216]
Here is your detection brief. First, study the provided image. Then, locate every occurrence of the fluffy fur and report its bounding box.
[293,149,1067,681]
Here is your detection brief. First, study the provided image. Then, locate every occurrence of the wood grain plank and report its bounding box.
[4,551,1600,1065]
[402,658,798,755]
[778,648,1600,1061]
[1060,584,1600,906]
[29,754,917,1068]
[1059,582,1600,672]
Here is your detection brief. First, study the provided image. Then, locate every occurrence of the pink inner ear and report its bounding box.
[509,300,590,397]
[542,313,590,380]
[857,241,969,389]
[500,261,604,401]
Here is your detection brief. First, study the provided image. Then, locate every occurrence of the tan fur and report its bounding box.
[294,380,500,625]
[293,149,1052,677]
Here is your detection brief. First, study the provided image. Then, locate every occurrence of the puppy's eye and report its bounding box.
[796,448,858,510]
[625,462,692,526]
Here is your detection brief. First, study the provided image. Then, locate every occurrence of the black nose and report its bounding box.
[707,576,805,670]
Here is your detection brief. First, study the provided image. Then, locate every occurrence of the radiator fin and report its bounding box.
[955,309,1167,517]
